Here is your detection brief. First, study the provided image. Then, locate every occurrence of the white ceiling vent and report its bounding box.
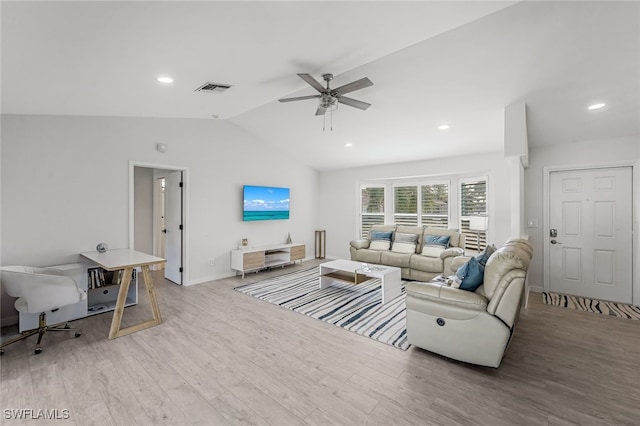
[194,82,233,93]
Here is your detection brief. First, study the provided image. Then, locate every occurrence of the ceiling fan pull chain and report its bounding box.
[330,108,333,131]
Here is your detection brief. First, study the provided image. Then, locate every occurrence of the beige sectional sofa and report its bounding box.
[349,224,466,281]
[405,238,533,368]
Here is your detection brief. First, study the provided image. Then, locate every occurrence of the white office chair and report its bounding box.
[0,266,86,355]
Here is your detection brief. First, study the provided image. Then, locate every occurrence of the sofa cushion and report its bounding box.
[424,234,450,248]
[391,232,418,254]
[369,240,390,250]
[456,257,484,291]
[423,227,463,248]
[369,230,393,250]
[353,249,383,264]
[409,253,443,273]
[380,251,412,268]
[371,230,393,241]
[421,246,445,258]
[368,225,396,240]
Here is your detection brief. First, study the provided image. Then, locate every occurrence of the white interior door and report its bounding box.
[164,171,183,285]
[549,167,632,303]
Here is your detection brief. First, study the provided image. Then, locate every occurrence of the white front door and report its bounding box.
[164,171,183,285]
[549,167,632,303]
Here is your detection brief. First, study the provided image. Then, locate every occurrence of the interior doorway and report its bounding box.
[130,161,189,286]
[546,166,633,303]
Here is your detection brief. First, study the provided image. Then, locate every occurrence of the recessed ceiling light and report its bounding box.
[345,143,353,148]
[157,76,173,84]
[588,103,606,110]
[438,124,450,130]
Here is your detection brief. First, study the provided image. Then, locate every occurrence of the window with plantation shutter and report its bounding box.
[393,186,418,226]
[360,186,385,238]
[421,183,448,228]
[460,178,488,251]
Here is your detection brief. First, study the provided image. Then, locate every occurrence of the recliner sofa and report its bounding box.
[405,238,533,368]
[349,224,466,281]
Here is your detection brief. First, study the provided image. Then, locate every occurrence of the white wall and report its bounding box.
[524,136,640,306]
[1,114,319,322]
[134,166,154,255]
[318,151,514,260]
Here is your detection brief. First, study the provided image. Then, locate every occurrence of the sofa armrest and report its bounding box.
[350,239,371,250]
[406,282,488,311]
[450,255,470,272]
[440,247,464,260]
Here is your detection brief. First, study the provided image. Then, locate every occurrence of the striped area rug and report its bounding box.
[542,292,640,320]
[234,266,409,350]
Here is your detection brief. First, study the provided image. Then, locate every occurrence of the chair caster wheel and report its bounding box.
[75,331,82,338]
[34,347,43,355]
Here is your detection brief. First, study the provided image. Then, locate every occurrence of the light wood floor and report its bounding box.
[1,260,639,425]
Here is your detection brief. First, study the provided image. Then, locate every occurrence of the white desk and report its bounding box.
[81,249,165,339]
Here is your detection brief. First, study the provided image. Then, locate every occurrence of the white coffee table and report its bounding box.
[319,259,402,304]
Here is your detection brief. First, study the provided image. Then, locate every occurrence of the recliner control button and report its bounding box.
[436,318,445,326]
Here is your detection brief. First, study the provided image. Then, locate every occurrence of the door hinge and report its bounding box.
[179,181,183,188]
[179,224,183,230]
[179,267,183,273]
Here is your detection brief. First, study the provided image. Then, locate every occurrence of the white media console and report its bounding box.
[231,243,305,278]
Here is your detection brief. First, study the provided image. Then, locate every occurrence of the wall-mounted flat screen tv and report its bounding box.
[243,185,290,221]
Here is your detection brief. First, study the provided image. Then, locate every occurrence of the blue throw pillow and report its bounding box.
[371,231,393,241]
[424,234,450,248]
[456,257,484,291]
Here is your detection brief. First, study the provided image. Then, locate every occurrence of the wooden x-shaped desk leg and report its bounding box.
[108,265,162,339]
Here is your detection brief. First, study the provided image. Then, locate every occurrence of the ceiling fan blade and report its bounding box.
[338,96,371,110]
[333,77,373,95]
[278,94,320,103]
[298,73,326,93]
[315,106,328,116]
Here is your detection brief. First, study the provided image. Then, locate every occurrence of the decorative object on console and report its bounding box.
[286,233,292,244]
[96,242,108,253]
[241,238,248,247]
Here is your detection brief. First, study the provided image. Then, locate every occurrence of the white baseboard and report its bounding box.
[1,315,19,328]
[529,285,544,293]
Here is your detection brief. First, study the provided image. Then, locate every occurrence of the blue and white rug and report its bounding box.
[234,266,409,350]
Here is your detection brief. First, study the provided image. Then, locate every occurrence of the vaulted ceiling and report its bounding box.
[3,1,639,171]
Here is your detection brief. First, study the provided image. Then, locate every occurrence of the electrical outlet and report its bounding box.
[527,219,538,228]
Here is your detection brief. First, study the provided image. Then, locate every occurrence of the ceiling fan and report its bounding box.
[278,73,373,116]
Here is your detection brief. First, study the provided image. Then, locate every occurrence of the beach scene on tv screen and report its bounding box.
[243,186,290,221]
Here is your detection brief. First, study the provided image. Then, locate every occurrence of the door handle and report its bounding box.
[162,229,167,234]
[550,239,562,244]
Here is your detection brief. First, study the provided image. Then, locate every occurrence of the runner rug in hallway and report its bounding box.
[234,266,409,350]
[542,292,640,320]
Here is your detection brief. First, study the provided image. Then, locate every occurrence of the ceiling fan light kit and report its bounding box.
[278,72,373,131]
